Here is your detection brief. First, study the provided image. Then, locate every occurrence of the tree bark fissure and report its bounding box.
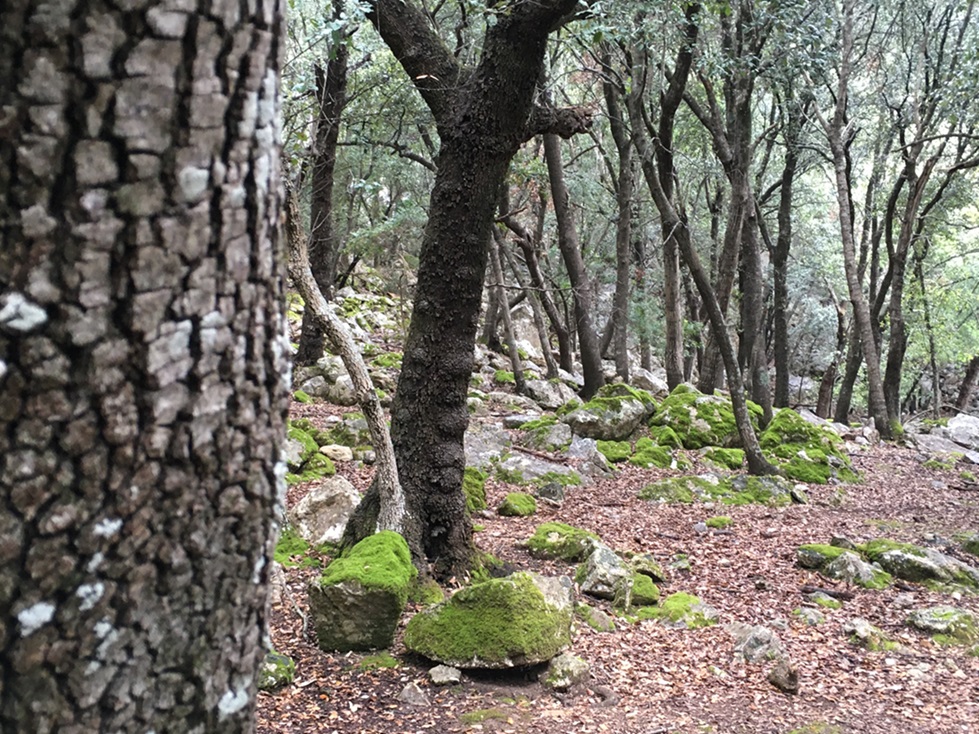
[1,1,288,730]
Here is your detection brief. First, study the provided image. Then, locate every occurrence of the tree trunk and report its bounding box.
[490,230,526,393]
[957,356,979,413]
[353,0,592,579]
[0,1,288,730]
[499,235,560,378]
[773,117,800,407]
[543,133,605,399]
[296,6,349,365]
[816,290,848,419]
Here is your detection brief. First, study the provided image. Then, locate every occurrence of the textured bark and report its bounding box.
[957,356,979,412]
[772,119,800,408]
[295,2,350,365]
[543,133,605,399]
[363,0,591,578]
[0,1,288,732]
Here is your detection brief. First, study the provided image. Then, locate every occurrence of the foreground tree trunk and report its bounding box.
[344,0,591,578]
[0,1,288,731]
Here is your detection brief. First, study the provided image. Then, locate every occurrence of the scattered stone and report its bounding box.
[257,651,296,691]
[319,444,354,462]
[464,422,511,469]
[403,572,573,669]
[428,665,462,686]
[562,383,656,440]
[576,543,631,601]
[524,379,580,410]
[495,451,582,488]
[629,553,667,582]
[947,413,979,449]
[907,606,979,646]
[794,608,825,626]
[536,482,565,505]
[630,367,670,397]
[575,602,616,632]
[308,531,417,652]
[525,522,600,562]
[845,618,899,651]
[286,476,360,546]
[542,652,590,691]
[398,681,430,706]
[565,435,613,477]
[806,591,842,610]
[891,593,915,609]
[644,592,719,629]
[694,521,708,535]
[823,551,892,590]
[767,660,799,695]
[729,623,785,663]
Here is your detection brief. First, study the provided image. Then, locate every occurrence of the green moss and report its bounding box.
[459,708,509,725]
[275,527,324,569]
[533,470,581,488]
[525,522,599,562]
[638,476,700,503]
[760,408,858,485]
[796,543,849,568]
[371,351,403,369]
[470,551,506,584]
[257,651,296,691]
[319,531,417,608]
[463,467,488,513]
[494,370,516,385]
[494,465,525,484]
[647,424,683,449]
[357,651,399,671]
[297,452,336,482]
[629,437,674,468]
[810,593,842,610]
[712,475,792,507]
[960,470,976,482]
[644,592,717,628]
[787,724,842,734]
[575,602,616,632]
[555,398,581,417]
[957,532,979,557]
[520,416,558,432]
[705,515,732,529]
[293,390,313,404]
[859,538,924,561]
[631,573,660,605]
[409,578,445,606]
[703,448,744,470]
[923,457,955,471]
[498,492,537,517]
[287,424,319,457]
[650,385,747,449]
[597,439,632,463]
[403,573,571,666]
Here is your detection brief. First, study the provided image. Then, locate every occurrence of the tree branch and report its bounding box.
[524,104,593,141]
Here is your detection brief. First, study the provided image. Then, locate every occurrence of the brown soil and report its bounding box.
[258,412,979,734]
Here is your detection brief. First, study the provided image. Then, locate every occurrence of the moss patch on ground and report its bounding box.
[760,408,858,484]
[643,592,718,628]
[705,515,733,529]
[525,522,600,562]
[596,439,632,463]
[356,651,400,671]
[629,437,678,469]
[498,492,537,517]
[494,370,516,385]
[639,474,792,506]
[463,467,488,513]
[703,448,745,470]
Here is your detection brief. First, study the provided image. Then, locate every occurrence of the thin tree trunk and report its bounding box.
[773,113,800,407]
[296,4,349,365]
[957,356,979,413]
[543,133,605,398]
[499,235,559,378]
[491,229,526,393]
[286,191,404,532]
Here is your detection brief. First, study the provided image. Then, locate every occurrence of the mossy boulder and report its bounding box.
[629,553,667,582]
[643,592,719,628]
[760,408,858,485]
[575,543,631,601]
[596,439,632,463]
[308,531,417,652]
[403,572,573,668]
[525,522,600,562]
[647,424,683,449]
[628,437,679,469]
[823,551,892,590]
[575,602,616,632]
[638,475,713,503]
[562,383,656,441]
[907,606,979,646]
[257,651,296,691]
[702,448,745,470]
[463,467,488,513]
[519,416,572,452]
[631,573,661,606]
[639,473,792,506]
[498,492,537,517]
[650,384,758,449]
[843,618,900,652]
[797,544,849,569]
[860,538,979,588]
[958,532,979,557]
[706,516,733,530]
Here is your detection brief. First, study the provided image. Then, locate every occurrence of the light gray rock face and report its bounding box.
[487,390,542,414]
[843,618,896,651]
[543,652,590,691]
[286,476,360,546]
[495,451,582,486]
[565,436,612,477]
[257,652,296,691]
[577,543,631,601]
[948,414,979,449]
[520,420,573,452]
[524,379,579,410]
[631,367,670,397]
[403,573,574,669]
[563,393,652,441]
[428,665,462,686]
[869,545,979,588]
[398,681,430,706]
[729,624,785,663]
[319,444,353,462]
[464,421,511,469]
[906,606,979,645]
[823,552,892,589]
[913,431,972,456]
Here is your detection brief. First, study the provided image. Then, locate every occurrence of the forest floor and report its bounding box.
[258,398,979,734]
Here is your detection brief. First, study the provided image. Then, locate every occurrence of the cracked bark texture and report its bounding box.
[0,1,288,732]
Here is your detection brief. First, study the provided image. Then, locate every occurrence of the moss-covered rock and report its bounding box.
[371,351,403,369]
[760,408,858,485]
[525,522,600,562]
[823,551,893,590]
[596,439,632,463]
[797,544,849,569]
[629,553,667,582]
[575,602,616,632]
[493,369,516,385]
[403,572,573,668]
[628,437,677,469]
[638,475,712,503]
[463,467,488,513]
[498,492,537,517]
[650,384,758,449]
[631,573,661,605]
[639,473,791,507]
[257,651,296,691]
[647,424,683,449]
[958,531,979,557]
[907,606,979,646]
[643,592,719,628]
[705,515,733,530]
[859,538,979,588]
[542,651,589,691]
[519,415,572,452]
[562,383,656,441]
[702,448,745,470]
[843,618,900,652]
[309,531,417,652]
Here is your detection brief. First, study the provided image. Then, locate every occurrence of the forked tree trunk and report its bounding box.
[0,1,288,730]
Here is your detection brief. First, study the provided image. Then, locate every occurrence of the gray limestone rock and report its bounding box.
[286,476,360,546]
[428,665,462,686]
[729,623,785,663]
[464,421,511,469]
[524,379,580,410]
[543,652,590,691]
[398,681,430,706]
[577,543,631,601]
